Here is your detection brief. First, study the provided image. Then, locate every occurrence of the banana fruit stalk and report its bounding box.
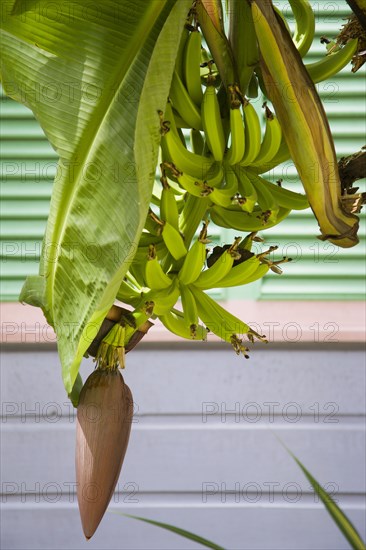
[250,0,359,248]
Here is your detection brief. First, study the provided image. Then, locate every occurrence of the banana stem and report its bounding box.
[196,0,238,88]
[346,0,366,31]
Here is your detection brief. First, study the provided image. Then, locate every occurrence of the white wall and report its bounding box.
[1,343,365,549]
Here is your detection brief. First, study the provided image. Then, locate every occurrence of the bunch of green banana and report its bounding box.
[113,0,360,357]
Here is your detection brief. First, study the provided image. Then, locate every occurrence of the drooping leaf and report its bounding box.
[117,514,226,550]
[1,0,192,394]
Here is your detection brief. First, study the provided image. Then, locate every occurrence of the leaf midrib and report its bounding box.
[47,1,167,315]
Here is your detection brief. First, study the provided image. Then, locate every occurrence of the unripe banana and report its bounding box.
[216,254,261,288]
[251,105,282,167]
[190,286,267,353]
[288,0,315,58]
[251,137,290,175]
[179,194,211,248]
[245,170,280,223]
[169,69,203,130]
[180,284,199,338]
[116,280,141,307]
[238,261,270,286]
[229,0,258,95]
[160,120,214,180]
[210,204,291,231]
[190,129,205,155]
[232,166,257,213]
[240,100,261,166]
[175,22,190,80]
[183,29,203,107]
[145,245,173,290]
[178,222,209,285]
[160,173,180,231]
[306,39,358,84]
[159,309,207,340]
[225,86,245,165]
[161,221,187,260]
[165,162,224,197]
[201,82,226,162]
[194,238,241,289]
[128,261,146,289]
[145,279,180,316]
[209,165,239,208]
[247,171,309,210]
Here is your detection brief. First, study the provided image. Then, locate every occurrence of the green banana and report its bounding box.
[180,283,199,338]
[190,286,267,354]
[160,121,215,180]
[194,238,241,289]
[201,81,226,162]
[145,245,173,290]
[160,173,180,231]
[245,170,280,223]
[165,162,224,196]
[161,221,187,260]
[190,128,205,155]
[251,0,359,247]
[210,203,291,231]
[169,69,203,130]
[225,86,246,166]
[159,309,207,340]
[144,279,180,316]
[130,240,167,264]
[116,279,142,306]
[178,222,209,285]
[179,194,211,248]
[240,100,262,166]
[209,166,238,208]
[306,39,358,84]
[216,254,261,288]
[195,0,237,89]
[175,21,190,80]
[229,0,259,94]
[251,137,290,174]
[128,261,146,289]
[288,0,315,58]
[247,171,309,210]
[232,165,258,213]
[183,29,203,107]
[138,231,161,247]
[251,105,282,167]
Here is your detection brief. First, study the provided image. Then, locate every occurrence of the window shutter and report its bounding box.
[1,1,364,302]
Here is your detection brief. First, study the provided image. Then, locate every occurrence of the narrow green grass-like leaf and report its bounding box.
[117,513,226,550]
[288,451,366,550]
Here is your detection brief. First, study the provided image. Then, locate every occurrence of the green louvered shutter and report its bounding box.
[1,93,56,301]
[0,1,365,302]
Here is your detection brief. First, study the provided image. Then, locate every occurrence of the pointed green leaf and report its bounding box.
[285,449,366,550]
[116,514,226,550]
[1,0,191,394]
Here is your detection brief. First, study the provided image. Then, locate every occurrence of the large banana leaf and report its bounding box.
[0,0,191,396]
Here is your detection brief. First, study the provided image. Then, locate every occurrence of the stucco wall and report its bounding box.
[1,342,365,549]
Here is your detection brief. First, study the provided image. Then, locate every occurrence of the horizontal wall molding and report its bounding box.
[1,301,365,345]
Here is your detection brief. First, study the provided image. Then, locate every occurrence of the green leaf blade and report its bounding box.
[117,514,226,550]
[1,0,191,394]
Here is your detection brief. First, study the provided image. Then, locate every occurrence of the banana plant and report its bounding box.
[0,0,192,399]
